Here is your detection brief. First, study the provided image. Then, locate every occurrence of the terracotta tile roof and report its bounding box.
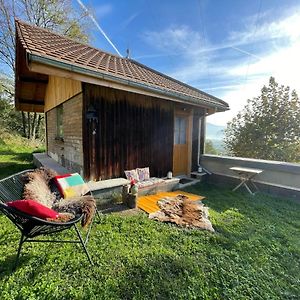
[16,19,229,110]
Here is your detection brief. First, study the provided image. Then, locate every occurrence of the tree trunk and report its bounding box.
[36,114,42,138]
[21,111,26,137]
[31,112,37,140]
[27,112,31,139]
[20,111,43,140]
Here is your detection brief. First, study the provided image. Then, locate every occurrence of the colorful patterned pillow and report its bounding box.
[52,174,72,197]
[124,169,139,182]
[54,173,89,199]
[137,167,150,182]
[7,200,58,219]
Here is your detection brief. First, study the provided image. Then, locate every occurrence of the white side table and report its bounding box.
[230,166,263,195]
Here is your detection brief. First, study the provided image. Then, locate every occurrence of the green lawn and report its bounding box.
[0,131,44,179]
[0,181,299,299]
[0,135,299,299]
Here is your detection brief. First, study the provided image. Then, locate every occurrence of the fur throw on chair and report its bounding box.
[22,168,96,228]
[52,195,96,228]
[22,168,58,208]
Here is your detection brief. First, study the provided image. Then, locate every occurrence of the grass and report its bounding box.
[0,130,45,179]
[0,136,299,299]
[0,184,299,299]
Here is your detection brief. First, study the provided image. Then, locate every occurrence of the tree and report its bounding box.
[205,139,219,155]
[0,76,26,135]
[0,0,91,140]
[224,77,300,162]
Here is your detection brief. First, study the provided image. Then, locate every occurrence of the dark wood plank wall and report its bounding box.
[82,83,175,180]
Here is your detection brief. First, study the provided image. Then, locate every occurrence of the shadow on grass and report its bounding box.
[0,147,36,179]
[184,182,245,213]
[183,182,300,245]
[0,162,34,180]
[0,254,32,277]
[116,252,206,299]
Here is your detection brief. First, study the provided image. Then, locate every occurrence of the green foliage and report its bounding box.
[0,0,91,140]
[0,174,299,298]
[0,139,299,299]
[224,77,300,162]
[0,81,22,134]
[18,0,91,43]
[205,139,219,155]
[0,129,44,179]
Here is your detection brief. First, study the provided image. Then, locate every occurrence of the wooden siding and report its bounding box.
[82,84,174,180]
[44,75,82,112]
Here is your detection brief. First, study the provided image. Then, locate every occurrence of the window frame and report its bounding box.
[174,116,187,145]
[56,104,64,140]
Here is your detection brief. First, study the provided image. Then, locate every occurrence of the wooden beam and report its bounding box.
[19,76,48,84]
[18,98,44,105]
[15,102,44,113]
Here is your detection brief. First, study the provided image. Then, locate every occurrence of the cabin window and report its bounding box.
[174,116,187,144]
[56,105,64,139]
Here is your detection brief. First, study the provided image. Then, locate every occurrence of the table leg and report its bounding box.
[243,182,255,195]
[232,178,247,192]
[249,180,259,192]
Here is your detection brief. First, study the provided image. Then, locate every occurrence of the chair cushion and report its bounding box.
[7,200,58,219]
[54,173,89,199]
[124,169,139,182]
[136,177,164,188]
[137,167,150,181]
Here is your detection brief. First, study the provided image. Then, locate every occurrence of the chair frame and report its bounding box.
[0,169,97,269]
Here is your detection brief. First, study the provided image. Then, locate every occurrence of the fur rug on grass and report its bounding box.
[149,194,214,232]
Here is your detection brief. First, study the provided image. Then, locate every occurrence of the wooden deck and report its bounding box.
[137,190,205,214]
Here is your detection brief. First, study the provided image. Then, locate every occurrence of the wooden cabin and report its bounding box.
[15,20,229,181]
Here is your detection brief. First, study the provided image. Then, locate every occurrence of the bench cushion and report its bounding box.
[124,169,139,182]
[137,167,150,182]
[136,177,164,189]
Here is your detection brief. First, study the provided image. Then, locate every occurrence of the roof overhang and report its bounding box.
[14,19,229,113]
[15,30,47,112]
[26,53,229,112]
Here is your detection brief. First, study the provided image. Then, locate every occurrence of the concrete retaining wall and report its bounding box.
[200,155,300,200]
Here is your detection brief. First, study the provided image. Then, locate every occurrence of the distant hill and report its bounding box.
[205,123,226,154]
[206,123,225,140]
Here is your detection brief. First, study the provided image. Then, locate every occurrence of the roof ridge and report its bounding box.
[15,18,124,59]
[15,18,31,52]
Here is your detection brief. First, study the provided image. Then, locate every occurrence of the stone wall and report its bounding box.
[46,93,83,175]
[201,154,300,200]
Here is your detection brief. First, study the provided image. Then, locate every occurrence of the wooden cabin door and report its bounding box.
[173,112,191,175]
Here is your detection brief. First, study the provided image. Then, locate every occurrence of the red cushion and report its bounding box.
[7,200,58,219]
[55,174,72,179]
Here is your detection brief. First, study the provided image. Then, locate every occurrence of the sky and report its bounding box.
[76,0,300,126]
